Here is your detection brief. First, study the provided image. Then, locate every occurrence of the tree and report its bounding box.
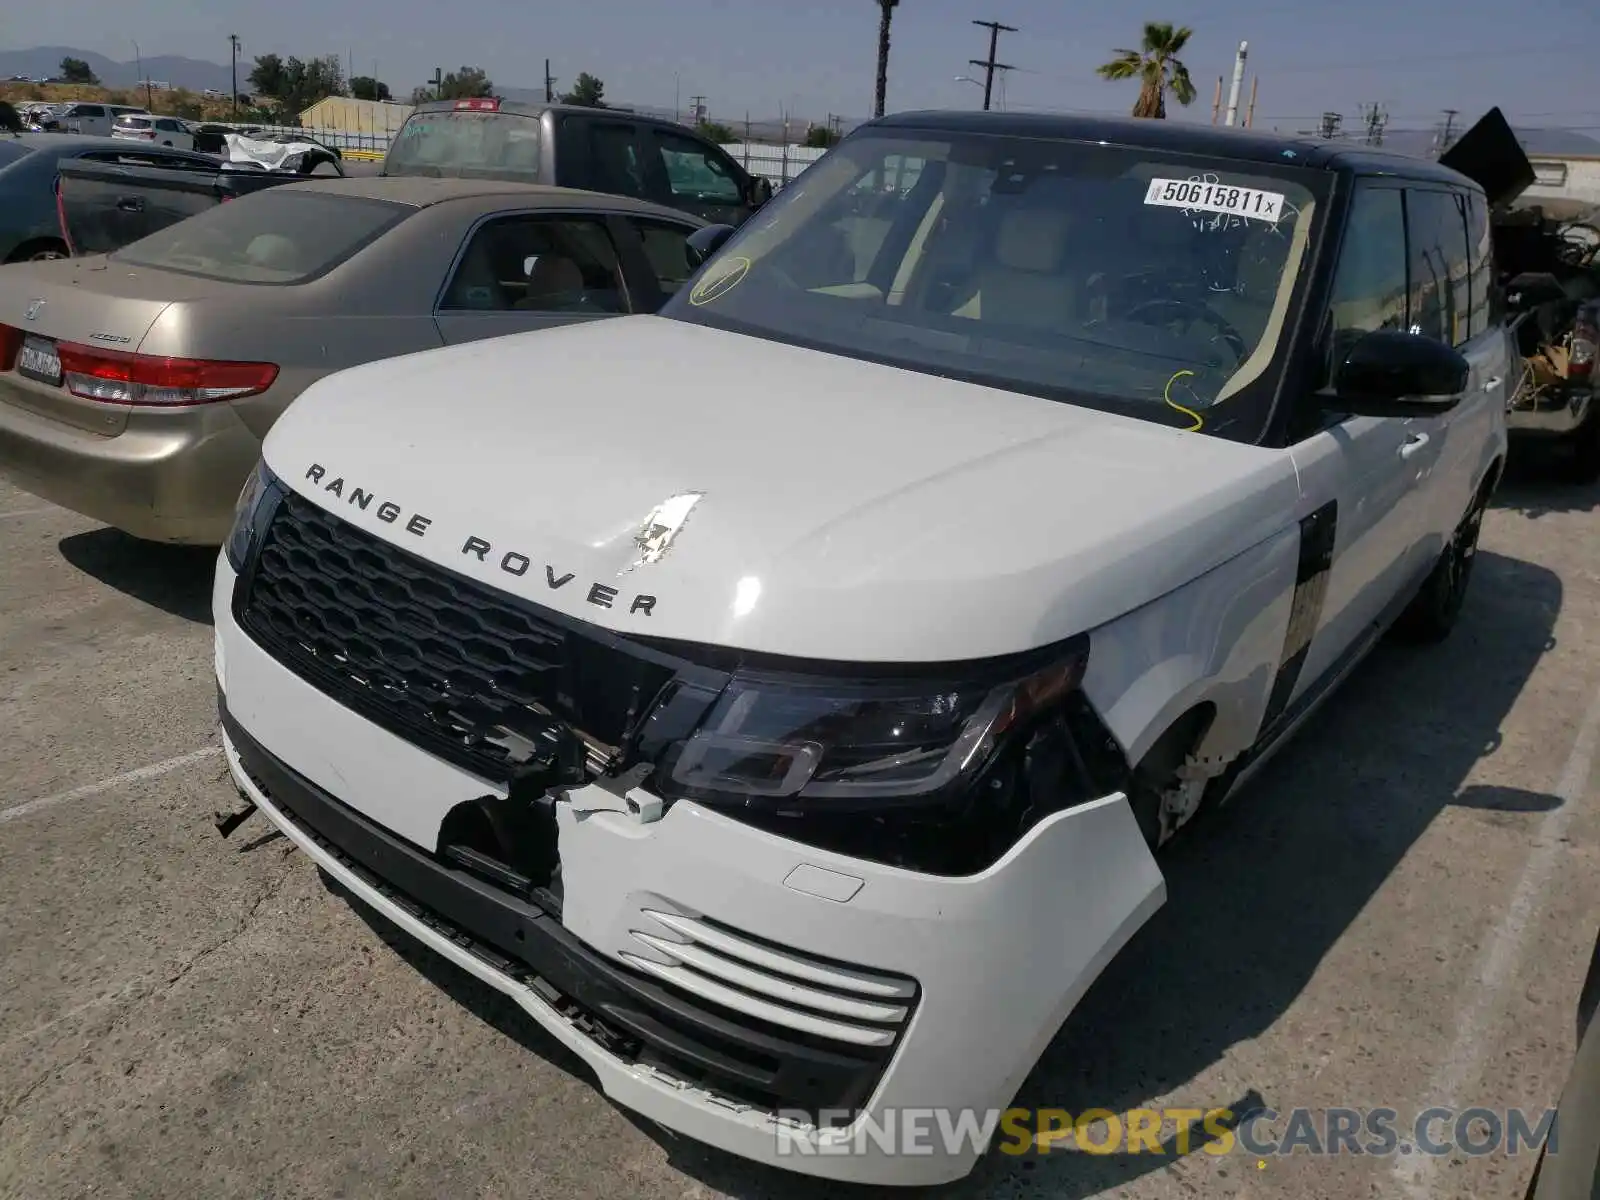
[0,101,21,134]
[349,76,391,102]
[872,0,899,119]
[696,120,735,144]
[561,72,606,108]
[803,124,841,148]
[60,57,98,85]
[248,54,287,103]
[1095,22,1196,119]
[438,66,492,100]
[409,85,433,105]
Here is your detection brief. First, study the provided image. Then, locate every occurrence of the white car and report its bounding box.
[111,112,195,150]
[211,111,1516,1185]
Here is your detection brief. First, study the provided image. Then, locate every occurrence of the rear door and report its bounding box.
[555,115,651,201]
[58,154,222,254]
[639,126,750,224]
[432,209,638,345]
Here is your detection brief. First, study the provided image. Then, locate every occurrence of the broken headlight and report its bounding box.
[655,638,1089,810]
[224,460,277,573]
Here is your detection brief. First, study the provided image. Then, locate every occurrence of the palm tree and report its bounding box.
[873,0,899,119]
[1096,22,1197,119]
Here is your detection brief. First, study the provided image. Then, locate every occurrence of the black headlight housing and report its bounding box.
[224,459,280,573]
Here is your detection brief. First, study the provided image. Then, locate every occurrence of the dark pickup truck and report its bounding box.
[382,99,773,225]
[57,139,347,255]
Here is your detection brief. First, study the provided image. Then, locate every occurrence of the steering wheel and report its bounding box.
[1123,298,1249,363]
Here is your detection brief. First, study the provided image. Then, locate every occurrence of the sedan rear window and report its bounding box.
[112,189,410,284]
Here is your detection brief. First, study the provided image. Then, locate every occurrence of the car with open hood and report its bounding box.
[212,110,1517,1185]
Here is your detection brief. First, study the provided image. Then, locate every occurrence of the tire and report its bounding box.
[5,239,67,264]
[1394,487,1489,643]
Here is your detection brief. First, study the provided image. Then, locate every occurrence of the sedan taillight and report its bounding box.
[0,324,21,371]
[56,343,279,406]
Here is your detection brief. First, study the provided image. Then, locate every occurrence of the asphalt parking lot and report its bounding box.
[2,461,1599,1200]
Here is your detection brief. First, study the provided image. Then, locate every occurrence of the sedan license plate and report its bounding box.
[17,336,61,386]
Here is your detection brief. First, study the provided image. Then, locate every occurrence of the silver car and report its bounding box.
[0,177,706,543]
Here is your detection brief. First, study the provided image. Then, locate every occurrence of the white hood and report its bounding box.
[263,316,1300,662]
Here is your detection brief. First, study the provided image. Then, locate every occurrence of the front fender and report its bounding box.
[1083,522,1300,771]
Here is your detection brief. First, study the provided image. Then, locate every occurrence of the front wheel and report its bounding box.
[1394,490,1489,643]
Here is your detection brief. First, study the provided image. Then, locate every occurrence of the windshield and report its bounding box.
[113,190,409,284]
[384,109,542,180]
[662,129,1327,439]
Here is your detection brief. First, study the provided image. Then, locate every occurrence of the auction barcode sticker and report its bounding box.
[1144,177,1285,222]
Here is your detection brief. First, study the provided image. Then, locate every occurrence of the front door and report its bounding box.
[641,127,750,224]
[1283,180,1428,703]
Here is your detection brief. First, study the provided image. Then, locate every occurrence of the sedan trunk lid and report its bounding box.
[0,255,206,435]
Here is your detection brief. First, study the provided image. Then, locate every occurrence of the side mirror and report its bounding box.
[746,175,774,209]
[1503,271,1568,311]
[1327,329,1470,417]
[685,224,738,269]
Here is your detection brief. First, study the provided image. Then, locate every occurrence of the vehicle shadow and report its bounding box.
[56,528,217,624]
[311,548,1562,1200]
[1492,448,1600,518]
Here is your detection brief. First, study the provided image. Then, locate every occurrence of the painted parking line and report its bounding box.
[1395,673,1600,1197]
[0,746,222,826]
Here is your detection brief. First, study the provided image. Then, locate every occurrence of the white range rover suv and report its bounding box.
[212,112,1514,1185]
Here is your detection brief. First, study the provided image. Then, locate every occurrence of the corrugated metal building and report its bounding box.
[297,96,413,136]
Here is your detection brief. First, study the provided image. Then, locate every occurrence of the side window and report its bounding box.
[440,216,626,314]
[628,218,697,296]
[1466,192,1495,337]
[80,105,105,118]
[1404,188,1471,347]
[1324,184,1408,384]
[652,132,743,205]
[586,123,645,199]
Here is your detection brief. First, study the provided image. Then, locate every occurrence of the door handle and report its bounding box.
[116,196,144,212]
[1400,432,1430,459]
[1483,376,1503,391]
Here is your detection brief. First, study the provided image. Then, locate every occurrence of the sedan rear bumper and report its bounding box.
[0,384,256,543]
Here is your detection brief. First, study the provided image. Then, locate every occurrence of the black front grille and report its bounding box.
[236,490,684,784]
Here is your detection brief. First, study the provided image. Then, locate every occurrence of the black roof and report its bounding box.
[868,110,1479,189]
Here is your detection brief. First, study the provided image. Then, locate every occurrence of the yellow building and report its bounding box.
[297,96,414,137]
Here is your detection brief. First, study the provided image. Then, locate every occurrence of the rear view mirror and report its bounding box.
[1329,329,1470,417]
[685,224,738,269]
[1503,271,1568,310]
[746,176,774,209]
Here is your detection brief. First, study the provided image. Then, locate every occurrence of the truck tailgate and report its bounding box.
[58,158,227,255]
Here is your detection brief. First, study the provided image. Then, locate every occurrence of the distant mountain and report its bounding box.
[0,46,236,93]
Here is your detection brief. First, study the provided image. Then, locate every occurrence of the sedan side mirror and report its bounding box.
[1327,329,1470,418]
[1503,271,1568,311]
[746,175,774,209]
[685,224,738,269]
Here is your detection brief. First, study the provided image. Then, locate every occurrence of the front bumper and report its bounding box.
[213,558,1165,1185]
[1508,384,1594,438]
[0,385,257,543]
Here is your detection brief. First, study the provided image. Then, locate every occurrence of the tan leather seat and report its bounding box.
[1209,228,1286,345]
[950,208,1078,329]
[516,254,586,310]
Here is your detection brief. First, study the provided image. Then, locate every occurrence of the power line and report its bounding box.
[970,19,1018,112]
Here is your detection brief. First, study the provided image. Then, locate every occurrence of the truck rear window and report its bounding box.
[116,117,154,130]
[384,110,542,179]
[112,189,409,284]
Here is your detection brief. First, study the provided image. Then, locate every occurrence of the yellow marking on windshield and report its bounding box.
[689,256,750,306]
[1164,369,1204,432]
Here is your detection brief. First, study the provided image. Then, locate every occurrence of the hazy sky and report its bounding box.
[10,0,1598,132]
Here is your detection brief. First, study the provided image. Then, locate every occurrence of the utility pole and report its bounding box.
[690,95,706,125]
[229,34,240,119]
[1211,76,1222,125]
[430,67,443,101]
[969,19,1017,112]
[544,59,555,103]
[1362,102,1388,146]
[1244,77,1258,128]
[1318,111,1343,140]
[1223,40,1248,126]
[1434,108,1459,156]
